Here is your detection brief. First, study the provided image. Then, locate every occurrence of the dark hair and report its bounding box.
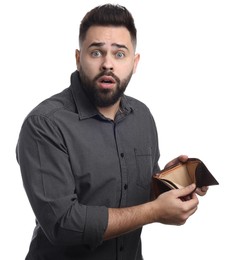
[79,4,137,48]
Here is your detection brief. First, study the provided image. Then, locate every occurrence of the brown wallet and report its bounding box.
[152,158,219,199]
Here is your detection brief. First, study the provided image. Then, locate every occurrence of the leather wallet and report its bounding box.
[152,158,219,199]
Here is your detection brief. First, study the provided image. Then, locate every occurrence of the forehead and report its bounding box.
[82,25,133,49]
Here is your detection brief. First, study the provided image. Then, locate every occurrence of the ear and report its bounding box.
[75,49,80,70]
[133,53,140,74]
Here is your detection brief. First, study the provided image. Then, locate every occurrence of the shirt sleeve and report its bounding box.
[16,115,108,249]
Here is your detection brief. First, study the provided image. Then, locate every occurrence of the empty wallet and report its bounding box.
[152,158,219,199]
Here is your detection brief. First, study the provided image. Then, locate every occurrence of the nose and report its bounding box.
[100,55,113,71]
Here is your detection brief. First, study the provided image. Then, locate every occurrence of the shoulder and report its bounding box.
[18,87,76,135]
[26,87,76,119]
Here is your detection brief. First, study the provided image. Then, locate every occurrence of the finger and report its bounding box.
[196,186,209,196]
[176,184,196,198]
[200,186,209,192]
[177,155,188,163]
[188,204,198,216]
[183,192,199,211]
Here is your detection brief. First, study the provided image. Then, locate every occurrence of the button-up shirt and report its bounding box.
[16,71,160,260]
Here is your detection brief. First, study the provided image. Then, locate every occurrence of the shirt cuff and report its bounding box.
[83,205,108,249]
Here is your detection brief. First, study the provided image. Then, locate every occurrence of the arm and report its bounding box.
[16,115,108,248]
[104,183,198,240]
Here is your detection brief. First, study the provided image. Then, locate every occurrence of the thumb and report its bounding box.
[177,184,196,198]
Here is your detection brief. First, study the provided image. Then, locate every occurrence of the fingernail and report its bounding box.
[191,183,196,189]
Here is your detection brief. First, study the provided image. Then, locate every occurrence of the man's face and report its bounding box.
[76,26,140,107]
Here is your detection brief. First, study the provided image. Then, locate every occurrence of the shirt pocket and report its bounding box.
[134,147,153,189]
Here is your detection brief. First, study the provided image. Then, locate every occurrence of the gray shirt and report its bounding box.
[16,70,160,260]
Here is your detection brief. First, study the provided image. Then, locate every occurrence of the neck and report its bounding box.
[97,100,121,121]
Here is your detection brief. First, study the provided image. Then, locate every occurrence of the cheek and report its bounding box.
[117,64,134,79]
[80,59,99,77]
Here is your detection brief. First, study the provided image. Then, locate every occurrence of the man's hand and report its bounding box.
[152,184,199,225]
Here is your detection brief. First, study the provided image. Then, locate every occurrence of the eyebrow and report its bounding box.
[88,42,129,50]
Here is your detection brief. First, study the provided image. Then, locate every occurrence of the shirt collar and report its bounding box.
[70,70,134,120]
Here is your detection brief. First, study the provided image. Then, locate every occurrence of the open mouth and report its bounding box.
[98,76,116,89]
[99,76,115,84]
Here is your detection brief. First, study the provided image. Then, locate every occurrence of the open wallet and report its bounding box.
[152,158,219,199]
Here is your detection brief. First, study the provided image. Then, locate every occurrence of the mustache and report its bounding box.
[94,71,120,84]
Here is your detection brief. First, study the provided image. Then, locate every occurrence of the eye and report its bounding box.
[91,50,102,58]
[115,51,125,59]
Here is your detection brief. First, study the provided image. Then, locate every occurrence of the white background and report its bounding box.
[1,0,227,259]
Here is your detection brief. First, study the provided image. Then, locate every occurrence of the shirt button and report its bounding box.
[120,153,124,158]
[124,184,128,190]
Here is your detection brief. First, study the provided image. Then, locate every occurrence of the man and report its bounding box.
[16,4,208,260]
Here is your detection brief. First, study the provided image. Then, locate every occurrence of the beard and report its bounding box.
[78,68,133,107]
